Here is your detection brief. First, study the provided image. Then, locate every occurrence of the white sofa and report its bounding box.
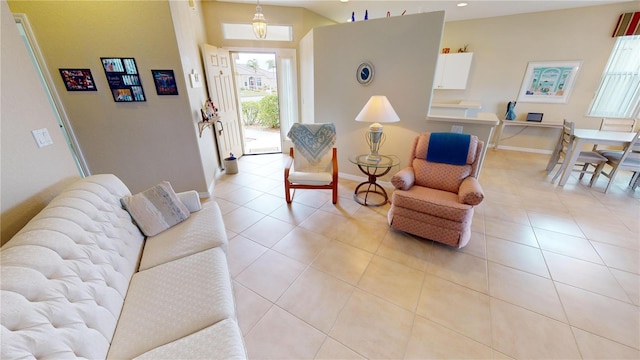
[0,174,246,359]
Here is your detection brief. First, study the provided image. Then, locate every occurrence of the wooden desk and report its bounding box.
[558,129,636,186]
[494,120,563,149]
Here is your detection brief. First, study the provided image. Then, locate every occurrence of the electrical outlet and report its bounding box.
[451,125,463,133]
[32,128,53,148]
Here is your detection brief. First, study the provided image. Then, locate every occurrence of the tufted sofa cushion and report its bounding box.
[107,247,236,359]
[1,175,145,360]
[138,200,228,271]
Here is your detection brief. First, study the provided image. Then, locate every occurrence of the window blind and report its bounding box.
[588,35,640,118]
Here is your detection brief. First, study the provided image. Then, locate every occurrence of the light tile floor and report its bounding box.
[214,150,640,359]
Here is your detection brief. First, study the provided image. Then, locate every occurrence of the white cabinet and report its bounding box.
[433,52,473,90]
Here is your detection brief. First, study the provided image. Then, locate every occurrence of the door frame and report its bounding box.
[225,46,299,154]
[14,13,89,177]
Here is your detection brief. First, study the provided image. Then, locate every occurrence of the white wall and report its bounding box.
[1,0,80,243]
[310,12,445,177]
[436,2,640,151]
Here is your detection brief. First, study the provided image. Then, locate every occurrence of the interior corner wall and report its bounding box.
[311,12,445,178]
[7,0,209,195]
[436,2,639,151]
[1,0,80,244]
[169,0,219,196]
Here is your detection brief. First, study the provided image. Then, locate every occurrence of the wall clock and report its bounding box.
[356,62,374,85]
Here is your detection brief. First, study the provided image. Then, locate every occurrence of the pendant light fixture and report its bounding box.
[252,0,267,39]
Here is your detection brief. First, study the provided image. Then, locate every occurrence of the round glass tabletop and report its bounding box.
[348,154,400,168]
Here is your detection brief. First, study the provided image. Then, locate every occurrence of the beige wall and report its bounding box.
[437,2,640,151]
[169,0,220,191]
[1,0,80,243]
[8,0,211,195]
[310,12,445,178]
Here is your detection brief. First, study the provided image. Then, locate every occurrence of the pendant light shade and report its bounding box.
[252,0,267,39]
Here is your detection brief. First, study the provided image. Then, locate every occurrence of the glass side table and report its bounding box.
[348,154,400,206]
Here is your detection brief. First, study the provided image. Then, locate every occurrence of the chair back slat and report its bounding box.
[599,118,637,132]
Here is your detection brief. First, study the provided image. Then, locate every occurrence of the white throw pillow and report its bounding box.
[121,181,190,237]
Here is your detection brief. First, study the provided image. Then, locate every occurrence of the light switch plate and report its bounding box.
[189,72,202,88]
[32,128,53,148]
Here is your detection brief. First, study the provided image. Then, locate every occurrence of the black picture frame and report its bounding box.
[151,70,178,95]
[100,57,146,102]
[59,69,97,91]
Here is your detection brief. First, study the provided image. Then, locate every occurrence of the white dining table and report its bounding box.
[558,129,636,186]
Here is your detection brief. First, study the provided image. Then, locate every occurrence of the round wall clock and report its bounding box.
[356,62,374,85]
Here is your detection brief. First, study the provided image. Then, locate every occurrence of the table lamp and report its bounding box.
[355,95,400,162]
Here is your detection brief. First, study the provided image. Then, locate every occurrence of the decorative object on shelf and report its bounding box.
[356,61,374,85]
[505,101,517,120]
[151,70,178,95]
[351,11,355,22]
[516,60,582,103]
[59,69,97,91]
[101,57,145,102]
[442,47,450,54]
[364,10,368,20]
[355,95,400,162]
[457,44,469,53]
[201,99,218,121]
[252,0,267,39]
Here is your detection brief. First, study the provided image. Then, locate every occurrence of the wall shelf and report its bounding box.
[198,116,219,138]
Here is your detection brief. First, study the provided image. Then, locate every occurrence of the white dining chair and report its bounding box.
[584,118,638,178]
[594,131,640,193]
[549,119,608,185]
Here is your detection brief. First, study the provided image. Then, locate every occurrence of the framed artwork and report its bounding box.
[100,57,146,102]
[516,61,582,103]
[151,70,178,95]
[59,69,97,91]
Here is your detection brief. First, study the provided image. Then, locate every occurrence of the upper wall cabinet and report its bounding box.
[433,52,473,90]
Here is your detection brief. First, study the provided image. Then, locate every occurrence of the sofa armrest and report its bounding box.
[177,190,202,212]
[391,167,415,190]
[458,177,484,205]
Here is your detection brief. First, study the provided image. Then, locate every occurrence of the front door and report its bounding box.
[201,44,243,165]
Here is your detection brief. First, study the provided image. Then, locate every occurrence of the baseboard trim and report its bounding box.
[495,145,553,154]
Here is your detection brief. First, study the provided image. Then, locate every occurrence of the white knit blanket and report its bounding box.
[287,123,336,163]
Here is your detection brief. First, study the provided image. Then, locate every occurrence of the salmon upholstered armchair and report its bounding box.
[388,132,484,248]
[285,123,338,204]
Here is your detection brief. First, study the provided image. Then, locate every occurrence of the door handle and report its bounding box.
[216,120,224,136]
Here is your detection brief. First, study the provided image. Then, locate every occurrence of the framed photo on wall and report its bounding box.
[516,60,582,103]
[100,57,146,102]
[151,70,178,95]
[59,69,97,91]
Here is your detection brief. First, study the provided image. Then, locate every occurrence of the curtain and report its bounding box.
[613,12,640,37]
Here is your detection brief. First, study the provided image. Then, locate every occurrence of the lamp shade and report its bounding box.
[355,96,400,124]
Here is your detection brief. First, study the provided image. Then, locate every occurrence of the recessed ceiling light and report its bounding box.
[457,2,468,7]
[340,0,349,3]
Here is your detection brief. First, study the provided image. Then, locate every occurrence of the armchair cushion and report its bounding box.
[392,187,473,223]
[458,177,484,205]
[413,160,472,193]
[390,167,415,191]
[288,171,333,186]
